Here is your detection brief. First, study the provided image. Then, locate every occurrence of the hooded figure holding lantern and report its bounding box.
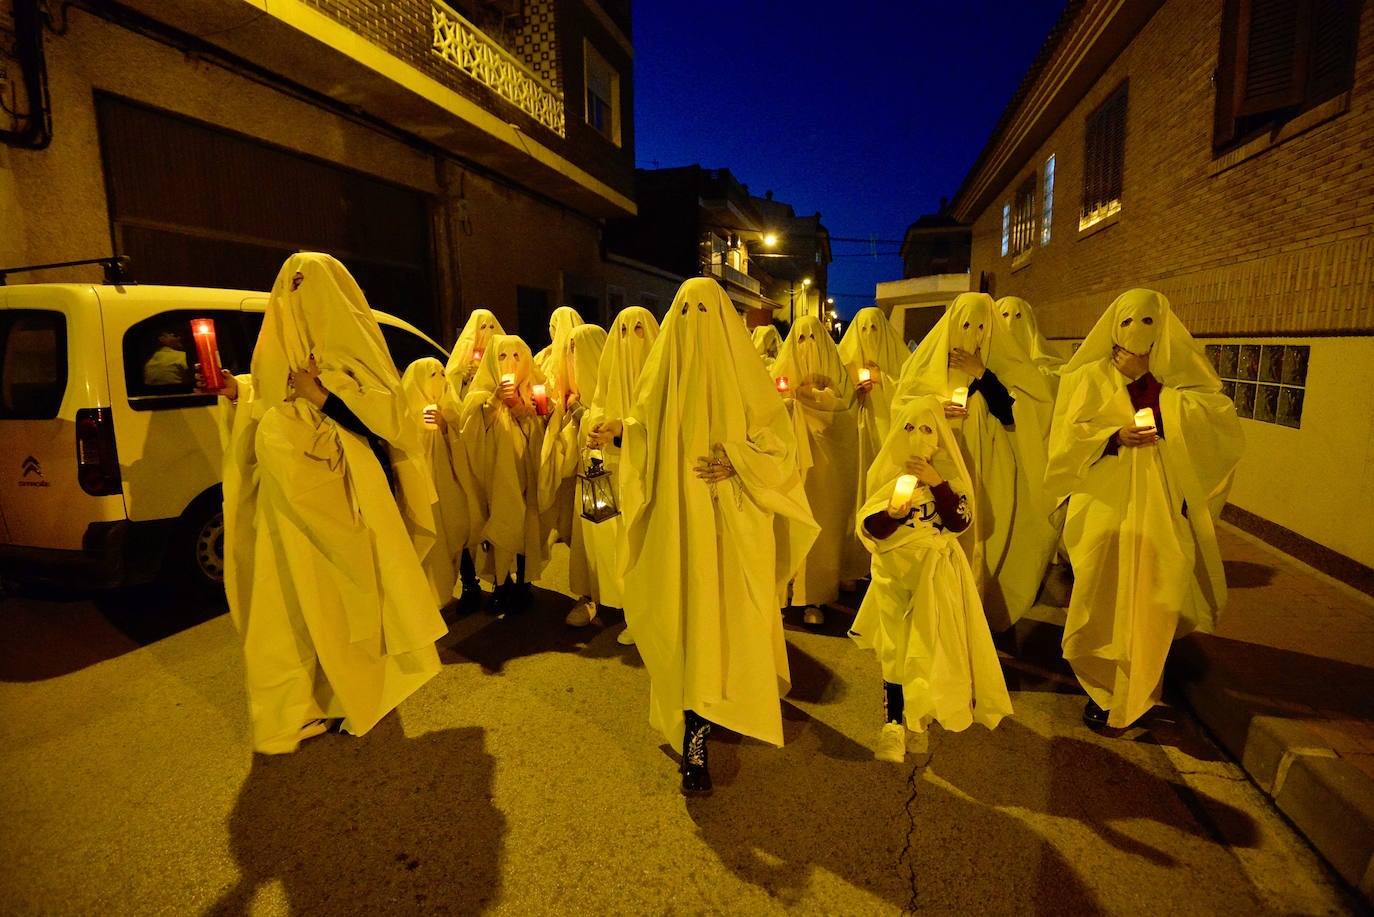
[207,252,447,755]
[1047,288,1242,731]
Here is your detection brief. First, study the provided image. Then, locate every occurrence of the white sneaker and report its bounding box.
[616,627,636,645]
[565,599,596,627]
[907,727,929,755]
[802,605,826,625]
[875,722,906,762]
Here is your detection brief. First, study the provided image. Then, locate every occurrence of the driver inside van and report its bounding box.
[142,326,191,386]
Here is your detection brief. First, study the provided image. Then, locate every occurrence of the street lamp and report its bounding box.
[789,277,812,324]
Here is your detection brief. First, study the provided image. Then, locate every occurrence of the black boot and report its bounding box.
[681,710,713,797]
[1083,698,1109,730]
[884,681,905,725]
[455,551,483,614]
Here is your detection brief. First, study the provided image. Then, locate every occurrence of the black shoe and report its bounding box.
[681,710,713,797]
[1082,699,1110,730]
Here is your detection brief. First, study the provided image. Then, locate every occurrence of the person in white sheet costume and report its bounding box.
[851,395,1012,762]
[534,305,585,376]
[895,292,1058,632]
[1046,289,1242,730]
[209,252,446,755]
[751,324,783,371]
[460,334,563,614]
[401,357,467,606]
[772,315,864,625]
[584,307,659,644]
[606,277,818,796]
[838,305,910,514]
[446,309,505,401]
[996,296,1066,394]
[541,323,609,624]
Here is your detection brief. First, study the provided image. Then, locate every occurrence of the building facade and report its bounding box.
[0,0,636,353]
[949,0,1374,578]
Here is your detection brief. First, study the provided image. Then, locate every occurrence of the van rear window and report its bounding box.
[0,311,67,419]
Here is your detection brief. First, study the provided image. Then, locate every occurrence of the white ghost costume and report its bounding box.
[838,306,911,506]
[1047,289,1243,728]
[620,278,819,749]
[460,334,563,586]
[534,305,585,377]
[772,315,865,607]
[577,307,660,608]
[895,292,1059,631]
[996,297,1066,396]
[220,252,446,754]
[401,357,467,603]
[445,309,505,402]
[850,395,1013,734]
[751,324,783,372]
[542,323,609,576]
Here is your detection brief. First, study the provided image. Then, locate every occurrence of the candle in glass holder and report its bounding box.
[858,367,872,384]
[532,383,549,416]
[1134,407,1156,432]
[588,448,603,463]
[422,403,440,430]
[776,376,790,393]
[951,386,968,408]
[890,473,919,514]
[190,318,223,391]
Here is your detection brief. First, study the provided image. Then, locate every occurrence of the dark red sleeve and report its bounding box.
[863,508,909,540]
[930,481,971,534]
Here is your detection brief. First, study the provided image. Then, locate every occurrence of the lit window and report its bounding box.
[584,41,620,146]
[1010,175,1037,258]
[1041,155,1055,245]
[1080,84,1127,231]
[1001,203,1010,256]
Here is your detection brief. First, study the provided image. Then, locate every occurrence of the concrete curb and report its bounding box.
[1170,637,1374,903]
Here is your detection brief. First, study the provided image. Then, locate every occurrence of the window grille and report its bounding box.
[1080,84,1127,231]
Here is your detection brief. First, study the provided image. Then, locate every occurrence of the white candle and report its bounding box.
[776,376,789,393]
[890,474,919,513]
[500,373,515,387]
[422,403,440,430]
[1134,407,1155,432]
[589,448,603,462]
[858,367,872,384]
[951,386,968,408]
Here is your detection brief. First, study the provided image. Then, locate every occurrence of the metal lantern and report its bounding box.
[578,453,620,523]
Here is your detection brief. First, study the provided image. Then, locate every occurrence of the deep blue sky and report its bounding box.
[631,2,1067,317]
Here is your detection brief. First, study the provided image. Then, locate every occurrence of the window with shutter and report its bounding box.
[1080,83,1127,231]
[1213,0,1361,152]
[584,40,621,145]
[1010,175,1037,258]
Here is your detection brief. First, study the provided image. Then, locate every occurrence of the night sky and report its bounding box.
[631,2,1068,318]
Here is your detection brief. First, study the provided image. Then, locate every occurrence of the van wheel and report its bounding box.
[170,491,226,600]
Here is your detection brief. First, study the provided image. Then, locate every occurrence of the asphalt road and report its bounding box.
[0,548,1363,916]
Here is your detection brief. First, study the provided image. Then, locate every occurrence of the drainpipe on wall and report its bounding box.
[0,0,53,150]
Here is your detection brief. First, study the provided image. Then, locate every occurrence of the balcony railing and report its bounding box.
[431,2,566,137]
[705,261,761,294]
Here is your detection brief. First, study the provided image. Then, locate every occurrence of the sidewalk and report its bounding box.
[1167,522,1374,903]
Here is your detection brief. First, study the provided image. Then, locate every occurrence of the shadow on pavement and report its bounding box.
[443,584,625,673]
[208,717,504,915]
[0,578,225,681]
[1222,559,1278,589]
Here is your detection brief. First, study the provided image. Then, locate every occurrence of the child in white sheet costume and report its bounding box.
[851,395,1012,763]
[207,252,446,754]
[603,277,817,796]
[460,334,564,615]
[1047,289,1242,730]
[772,315,865,626]
[401,357,467,607]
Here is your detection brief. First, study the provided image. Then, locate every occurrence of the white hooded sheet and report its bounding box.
[542,323,608,570]
[772,315,865,604]
[850,395,1012,734]
[220,252,445,754]
[895,292,1059,630]
[620,278,819,749]
[996,297,1066,396]
[534,305,585,377]
[402,357,467,603]
[751,324,783,372]
[445,309,505,403]
[838,306,910,511]
[1047,288,1243,728]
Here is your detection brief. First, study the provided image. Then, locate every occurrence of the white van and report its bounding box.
[0,269,447,595]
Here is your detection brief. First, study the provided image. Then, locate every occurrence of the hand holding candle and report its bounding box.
[190,319,223,392]
[498,373,519,407]
[531,383,549,416]
[422,403,441,430]
[775,376,790,394]
[951,386,968,408]
[1133,407,1155,433]
[888,474,919,518]
[858,367,872,384]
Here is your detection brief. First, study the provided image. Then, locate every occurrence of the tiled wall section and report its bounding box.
[506,0,560,92]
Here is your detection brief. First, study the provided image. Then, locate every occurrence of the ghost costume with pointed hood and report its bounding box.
[541,322,608,575]
[620,278,819,750]
[460,334,563,587]
[534,305,585,376]
[401,357,467,603]
[445,309,505,402]
[751,324,783,372]
[219,252,446,754]
[573,307,660,609]
[1047,289,1243,729]
[772,315,865,607]
[996,297,1066,395]
[838,306,911,499]
[851,395,1012,734]
[894,292,1059,631]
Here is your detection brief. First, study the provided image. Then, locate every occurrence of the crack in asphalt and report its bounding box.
[899,731,942,915]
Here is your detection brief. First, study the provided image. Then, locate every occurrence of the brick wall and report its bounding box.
[969,0,1374,339]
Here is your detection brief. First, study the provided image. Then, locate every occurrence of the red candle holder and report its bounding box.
[532,383,550,416]
[775,376,789,393]
[190,318,223,391]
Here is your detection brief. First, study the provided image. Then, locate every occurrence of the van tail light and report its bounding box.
[75,408,122,496]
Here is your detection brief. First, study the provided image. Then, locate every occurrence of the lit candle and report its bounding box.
[500,373,515,387]
[858,367,872,384]
[890,473,919,514]
[422,403,440,430]
[776,376,790,393]
[472,349,483,363]
[532,383,549,416]
[190,318,223,391]
[1134,407,1156,432]
[589,448,603,462]
[951,386,968,408]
